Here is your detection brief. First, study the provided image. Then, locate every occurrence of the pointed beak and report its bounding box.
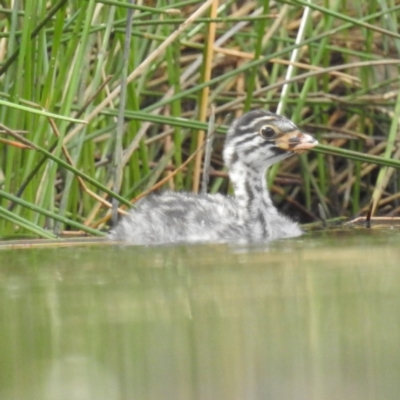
[275,130,318,154]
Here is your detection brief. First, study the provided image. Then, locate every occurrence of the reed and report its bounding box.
[0,0,399,239]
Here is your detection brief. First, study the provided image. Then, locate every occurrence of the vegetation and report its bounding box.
[1,0,400,239]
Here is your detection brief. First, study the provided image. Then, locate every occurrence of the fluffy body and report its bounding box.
[109,191,301,245]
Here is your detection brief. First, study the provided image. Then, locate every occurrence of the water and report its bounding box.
[1,228,400,400]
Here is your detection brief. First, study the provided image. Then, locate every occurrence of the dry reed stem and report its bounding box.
[0,137,33,149]
[192,0,218,193]
[212,46,359,84]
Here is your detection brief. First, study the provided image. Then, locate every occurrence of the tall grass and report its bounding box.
[0,0,400,239]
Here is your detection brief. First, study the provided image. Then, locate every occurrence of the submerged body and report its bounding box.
[109,110,317,245]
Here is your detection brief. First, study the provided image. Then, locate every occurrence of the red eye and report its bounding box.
[260,126,275,139]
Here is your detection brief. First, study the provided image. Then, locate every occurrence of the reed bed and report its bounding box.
[0,0,400,239]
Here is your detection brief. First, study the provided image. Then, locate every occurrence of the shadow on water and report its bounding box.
[1,228,400,400]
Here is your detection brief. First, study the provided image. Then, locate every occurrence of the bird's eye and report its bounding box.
[260,126,276,139]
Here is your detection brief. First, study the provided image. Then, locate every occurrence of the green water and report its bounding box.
[1,229,400,400]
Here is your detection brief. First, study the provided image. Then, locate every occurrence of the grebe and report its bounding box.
[109,110,318,244]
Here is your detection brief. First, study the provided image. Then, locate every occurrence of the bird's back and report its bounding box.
[109,191,246,244]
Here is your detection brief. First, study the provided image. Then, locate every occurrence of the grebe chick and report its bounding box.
[109,110,318,244]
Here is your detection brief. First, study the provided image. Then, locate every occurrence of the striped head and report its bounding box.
[223,110,318,169]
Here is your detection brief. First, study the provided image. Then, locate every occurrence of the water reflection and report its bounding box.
[1,229,400,399]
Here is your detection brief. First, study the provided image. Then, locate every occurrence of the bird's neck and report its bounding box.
[229,161,278,238]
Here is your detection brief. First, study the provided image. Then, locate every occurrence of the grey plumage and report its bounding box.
[109,110,318,245]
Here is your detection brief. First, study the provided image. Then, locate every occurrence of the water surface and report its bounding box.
[1,228,399,400]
